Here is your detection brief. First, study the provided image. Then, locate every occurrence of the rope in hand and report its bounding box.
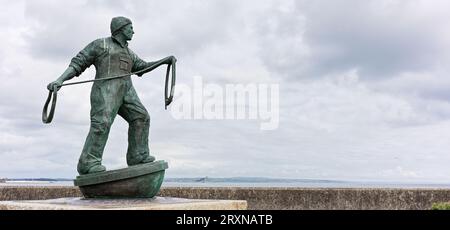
[42,60,176,124]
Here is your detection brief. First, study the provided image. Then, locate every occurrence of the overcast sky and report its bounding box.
[1,0,450,182]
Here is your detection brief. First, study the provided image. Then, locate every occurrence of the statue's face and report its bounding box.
[122,24,134,41]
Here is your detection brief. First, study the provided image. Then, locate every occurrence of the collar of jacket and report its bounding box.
[111,35,128,48]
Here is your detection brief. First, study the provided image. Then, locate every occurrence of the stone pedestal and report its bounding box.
[0,197,247,210]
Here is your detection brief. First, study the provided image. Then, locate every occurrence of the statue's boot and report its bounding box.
[127,152,155,166]
[87,165,107,174]
[140,155,156,164]
[78,161,107,175]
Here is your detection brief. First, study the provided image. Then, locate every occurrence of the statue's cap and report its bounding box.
[110,16,132,35]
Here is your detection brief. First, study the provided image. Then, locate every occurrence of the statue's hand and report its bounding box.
[47,80,63,91]
[168,55,177,64]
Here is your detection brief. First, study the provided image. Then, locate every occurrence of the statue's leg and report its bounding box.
[77,83,122,175]
[118,86,154,166]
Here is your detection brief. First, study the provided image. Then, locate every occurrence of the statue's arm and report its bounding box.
[47,40,100,91]
[54,67,77,85]
[131,51,176,77]
[47,66,78,91]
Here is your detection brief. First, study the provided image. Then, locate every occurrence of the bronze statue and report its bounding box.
[45,16,176,175]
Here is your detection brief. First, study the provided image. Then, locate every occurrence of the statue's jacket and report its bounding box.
[69,36,150,79]
[67,36,152,128]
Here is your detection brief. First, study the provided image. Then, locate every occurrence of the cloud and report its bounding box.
[22,0,243,61]
[253,0,450,79]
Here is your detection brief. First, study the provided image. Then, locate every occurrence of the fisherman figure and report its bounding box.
[47,17,176,175]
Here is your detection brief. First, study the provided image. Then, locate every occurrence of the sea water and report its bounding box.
[2,180,450,188]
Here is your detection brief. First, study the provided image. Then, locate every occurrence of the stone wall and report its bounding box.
[1,186,450,210]
[0,186,81,201]
[160,187,450,210]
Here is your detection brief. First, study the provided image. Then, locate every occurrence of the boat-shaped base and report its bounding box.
[74,161,168,198]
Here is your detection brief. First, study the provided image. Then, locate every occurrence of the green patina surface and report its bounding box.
[74,161,168,186]
[47,17,175,175]
[74,161,168,198]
